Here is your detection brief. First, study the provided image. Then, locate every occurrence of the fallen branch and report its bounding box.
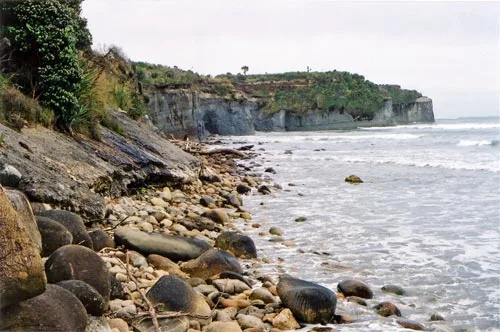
[199,148,245,157]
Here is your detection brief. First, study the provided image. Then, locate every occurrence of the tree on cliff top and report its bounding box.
[0,0,92,134]
[241,65,249,75]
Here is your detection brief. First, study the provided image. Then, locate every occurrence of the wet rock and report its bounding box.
[309,328,333,332]
[236,314,267,329]
[277,274,337,324]
[381,284,407,296]
[181,249,243,279]
[269,226,283,236]
[430,313,446,321]
[346,296,367,306]
[146,275,211,320]
[0,186,46,309]
[114,226,209,261]
[236,184,252,194]
[215,231,257,258]
[272,308,300,330]
[37,210,93,249]
[337,279,373,299]
[134,317,190,332]
[374,301,402,317]
[295,216,307,222]
[0,164,22,187]
[147,254,185,276]
[345,175,363,183]
[0,284,87,331]
[88,229,115,252]
[397,318,425,330]
[264,167,276,174]
[333,313,356,324]
[56,279,107,316]
[200,196,216,207]
[45,244,110,302]
[202,208,230,224]
[36,216,73,257]
[203,321,243,332]
[258,185,271,195]
[250,287,277,304]
[212,278,251,294]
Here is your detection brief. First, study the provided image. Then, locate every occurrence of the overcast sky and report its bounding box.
[82,0,499,119]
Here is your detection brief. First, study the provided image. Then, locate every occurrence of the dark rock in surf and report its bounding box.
[45,244,110,302]
[37,210,93,249]
[180,249,243,279]
[215,231,257,258]
[237,184,252,194]
[258,185,271,195]
[114,226,209,261]
[374,301,402,317]
[56,279,106,316]
[277,274,337,324]
[36,216,73,257]
[337,279,373,299]
[397,318,425,330]
[381,284,406,296]
[345,175,363,184]
[0,284,87,331]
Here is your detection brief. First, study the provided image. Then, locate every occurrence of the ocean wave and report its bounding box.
[359,123,500,131]
[457,140,499,147]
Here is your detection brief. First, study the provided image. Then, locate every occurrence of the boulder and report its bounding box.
[36,216,73,257]
[56,280,107,316]
[272,308,300,330]
[0,164,22,187]
[203,321,242,332]
[381,284,406,296]
[0,284,87,331]
[374,301,402,317]
[277,274,337,324]
[180,249,243,279]
[337,279,373,299]
[6,188,42,251]
[0,186,46,309]
[258,185,271,194]
[345,175,363,183]
[37,210,93,249]
[397,318,425,330]
[236,184,251,195]
[146,275,211,319]
[88,229,115,252]
[114,226,209,262]
[202,208,230,224]
[133,317,190,332]
[45,244,110,302]
[215,231,257,258]
[147,254,185,276]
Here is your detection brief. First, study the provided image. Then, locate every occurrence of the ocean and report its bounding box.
[221,117,500,331]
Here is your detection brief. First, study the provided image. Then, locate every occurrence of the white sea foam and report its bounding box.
[457,139,496,146]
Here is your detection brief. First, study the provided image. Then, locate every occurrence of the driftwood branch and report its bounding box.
[199,148,245,157]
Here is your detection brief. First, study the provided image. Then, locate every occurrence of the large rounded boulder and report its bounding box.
[337,279,373,299]
[88,229,115,252]
[37,210,93,249]
[0,284,87,331]
[45,244,110,303]
[36,216,73,257]
[180,249,243,279]
[215,231,257,258]
[277,274,337,324]
[56,279,107,316]
[146,275,211,319]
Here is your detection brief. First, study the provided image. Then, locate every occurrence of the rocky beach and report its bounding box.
[0,109,453,332]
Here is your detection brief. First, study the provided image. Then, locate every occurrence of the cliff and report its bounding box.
[148,89,434,136]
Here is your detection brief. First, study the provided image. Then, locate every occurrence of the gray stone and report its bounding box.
[0,164,22,187]
[57,279,107,316]
[88,229,115,252]
[36,216,73,257]
[337,279,373,299]
[0,284,87,331]
[114,226,210,262]
[37,210,94,249]
[381,284,406,296]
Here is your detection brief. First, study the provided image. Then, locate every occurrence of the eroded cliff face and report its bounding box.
[149,89,434,136]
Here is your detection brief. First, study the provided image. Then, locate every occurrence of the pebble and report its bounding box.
[115,273,127,282]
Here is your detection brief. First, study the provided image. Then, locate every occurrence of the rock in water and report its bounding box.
[397,318,425,330]
[381,284,407,296]
[56,280,107,316]
[277,274,337,324]
[0,186,46,309]
[374,301,402,317]
[0,284,87,331]
[37,210,94,249]
[215,231,257,258]
[345,175,363,183]
[45,244,110,303]
[337,279,373,299]
[180,249,243,279]
[114,226,210,261]
[146,275,211,319]
[36,216,73,257]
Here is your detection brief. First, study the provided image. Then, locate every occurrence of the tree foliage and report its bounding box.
[0,0,92,133]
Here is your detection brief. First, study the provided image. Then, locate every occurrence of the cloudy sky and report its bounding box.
[82,1,499,118]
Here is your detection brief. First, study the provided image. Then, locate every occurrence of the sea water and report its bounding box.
[221,117,500,331]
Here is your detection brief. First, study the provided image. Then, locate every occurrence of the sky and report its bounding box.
[81,0,500,119]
